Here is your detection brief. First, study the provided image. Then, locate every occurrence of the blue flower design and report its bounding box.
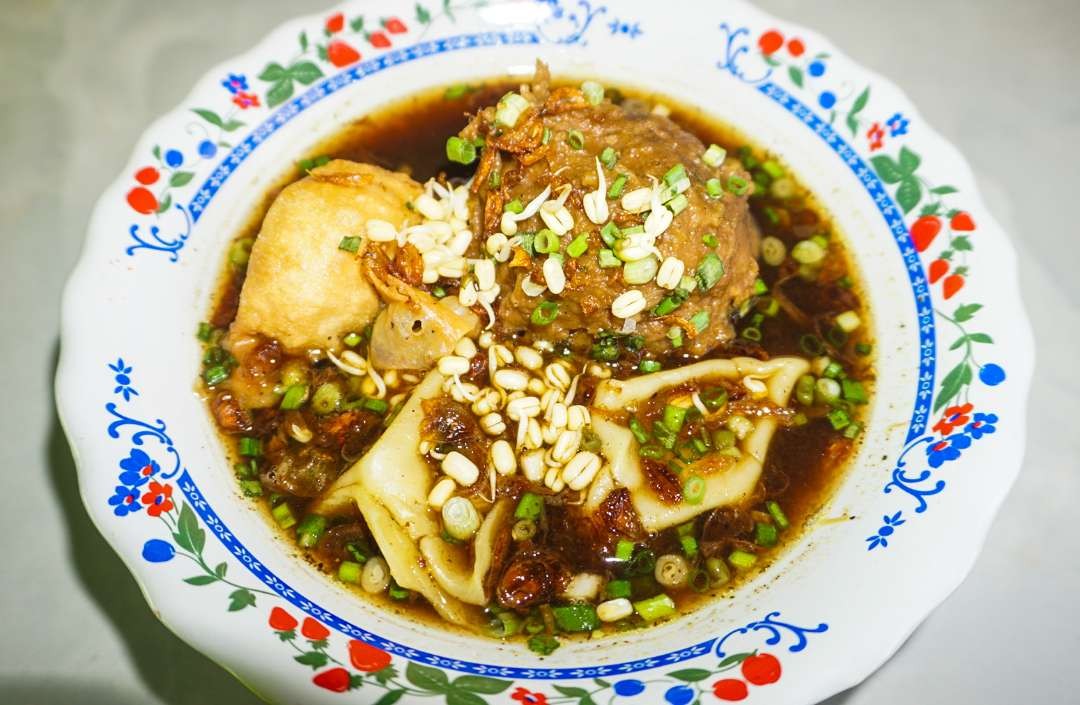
[925,433,972,468]
[818,91,836,109]
[614,679,646,696]
[886,112,909,137]
[979,363,1006,386]
[608,19,643,38]
[108,358,138,400]
[866,511,905,550]
[966,412,998,439]
[808,59,826,77]
[164,149,184,168]
[108,484,142,516]
[664,685,694,705]
[142,539,175,563]
[198,139,217,159]
[221,72,248,94]
[118,448,160,487]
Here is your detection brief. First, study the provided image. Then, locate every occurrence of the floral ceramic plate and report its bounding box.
[57,1,1033,703]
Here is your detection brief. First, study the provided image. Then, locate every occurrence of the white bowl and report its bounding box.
[57,1,1034,703]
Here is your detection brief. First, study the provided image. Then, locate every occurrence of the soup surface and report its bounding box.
[199,69,872,654]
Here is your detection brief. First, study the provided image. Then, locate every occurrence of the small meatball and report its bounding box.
[260,447,339,498]
[495,548,569,611]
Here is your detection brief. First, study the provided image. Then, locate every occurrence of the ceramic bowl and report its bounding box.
[57,1,1034,703]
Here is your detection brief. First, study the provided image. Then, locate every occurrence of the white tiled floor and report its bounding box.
[1,1,1075,703]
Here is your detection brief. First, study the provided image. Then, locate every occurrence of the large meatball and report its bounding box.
[462,66,759,355]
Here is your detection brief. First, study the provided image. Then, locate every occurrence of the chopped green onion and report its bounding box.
[566,129,585,150]
[639,359,662,373]
[827,407,852,430]
[343,332,361,347]
[271,502,296,529]
[552,604,599,633]
[761,159,785,179]
[196,322,213,342]
[761,236,786,267]
[444,83,471,100]
[581,80,604,105]
[652,290,687,316]
[515,492,544,521]
[799,334,825,356]
[605,579,632,599]
[600,221,620,247]
[566,233,589,258]
[727,175,750,196]
[752,278,768,296]
[663,163,687,187]
[505,198,524,214]
[795,375,816,406]
[703,144,727,168]
[843,421,864,439]
[836,310,862,332]
[279,384,309,410]
[238,437,262,457]
[695,253,725,291]
[791,239,826,265]
[823,361,844,379]
[203,365,230,386]
[683,475,705,504]
[297,155,330,173]
[296,514,327,548]
[361,397,389,415]
[621,224,645,236]
[600,146,618,169]
[495,92,529,128]
[623,255,659,285]
[338,236,362,253]
[240,479,263,497]
[728,549,758,570]
[706,557,731,585]
[667,193,689,215]
[607,173,628,199]
[826,325,848,347]
[690,310,710,333]
[598,248,621,268]
[388,581,410,601]
[739,326,761,342]
[759,297,780,317]
[667,326,684,348]
[842,379,868,404]
[705,178,723,198]
[766,500,790,530]
[527,633,560,655]
[816,377,842,404]
[541,126,552,144]
[534,229,560,254]
[633,594,677,622]
[229,238,253,266]
[431,286,446,299]
[855,342,873,356]
[638,444,664,459]
[511,519,537,542]
[488,609,524,638]
[754,521,778,547]
[712,429,736,450]
[531,300,559,326]
[615,539,636,561]
[311,383,341,415]
[702,232,719,248]
[697,387,726,412]
[445,136,477,165]
[653,421,678,451]
[662,404,688,433]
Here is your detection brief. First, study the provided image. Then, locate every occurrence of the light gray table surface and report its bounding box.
[1,1,1075,703]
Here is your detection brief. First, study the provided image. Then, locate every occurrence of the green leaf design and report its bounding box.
[405,662,449,693]
[452,676,512,694]
[931,185,958,195]
[763,54,780,67]
[934,361,971,412]
[351,16,366,32]
[846,112,859,137]
[169,171,194,188]
[716,651,753,669]
[788,65,804,87]
[443,0,455,21]
[967,332,993,344]
[445,691,486,705]
[156,192,172,214]
[953,303,982,322]
[594,678,611,688]
[259,62,288,81]
[214,562,227,577]
[895,177,922,214]
[898,146,921,173]
[176,503,205,553]
[227,588,256,611]
[667,668,712,682]
[373,665,399,685]
[850,86,870,115]
[221,119,245,132]
[294,651,329,669]
[554,685,590,697]
[952,236,972,251]
[869,155,904,184]
[374,691,405,705]
[299,31,309,52]
[183,575,218,586]
[416,3,432,24]
[289,61,324,86]
[192,108,224,127]
[152,144,161,160]
[266,79,294,108]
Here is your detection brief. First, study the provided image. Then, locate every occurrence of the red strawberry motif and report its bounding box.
[928,258,949,284]
[787,38,805,57]
[126,187,157,214]
[741,653,782,685]
[950,211,975,231]
[368,31,391,48]
[268,606,298,632]
[349,640,393,672]
[135,166,159,185]
[942,274,964,299]
[301,617,330,641]
[713,678,749,701]
[910,215,941,252]
[382,17,407,34]
[312,667,351,693]
[326,40,360,68]
[758,30,783,55]
[325,12,344,34]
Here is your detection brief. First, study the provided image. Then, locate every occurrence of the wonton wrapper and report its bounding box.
[313,370,507,629]
[590,356,809,532]
[230,160,422,352]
